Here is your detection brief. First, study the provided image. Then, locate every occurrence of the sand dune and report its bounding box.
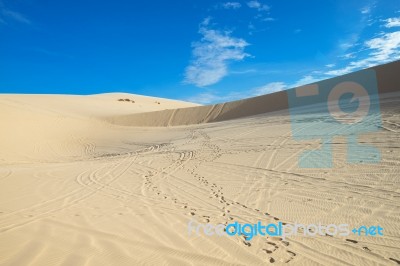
[0,93,198,163]
[1,61,400,265]
[108,60,400,127]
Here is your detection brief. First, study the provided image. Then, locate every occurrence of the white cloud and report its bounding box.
[247,1,270,11]
[186,90,245,104]
[325,64,335,68]
[186,93,222,104]
[360,2,376,15]
[262,17,275,22]
[222,2,241,9]
[187,82,287,104]
[360,6,371,14]
[294,29,302,34]
[341,52,356,59]
[184,19,250,87]
[252,75,325,98]
[325,66,352,76]
[252,82,286,96]
[384,17,400,28]
[291,75,320,87]
[366,31,400,61]
[247,1,260,8]
[337,33,360,52]
[326,30,400,76]
[339,42,355,50]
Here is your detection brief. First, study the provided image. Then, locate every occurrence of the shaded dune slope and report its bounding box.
[108,60,400,127]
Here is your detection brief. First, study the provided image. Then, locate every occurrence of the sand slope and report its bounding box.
[108,60,400,127]
[0,61,400,265]
[0,93,198,163]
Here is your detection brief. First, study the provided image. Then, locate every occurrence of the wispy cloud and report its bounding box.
[186,92,224,104]
[2,9,30,24]
[360,1,377,15]
[221,2,241,9]
[262,17,274,22]
[186,70,336,104]
[360,5,371,14]
[187,81,288,104]
[384,17,400,28]
[291,75,321,87]
[252,82,286,96]
[247,0,270,11]
[325,30,400,76]
[184,18,250,87]
[294,29,302,34]
[341,52,356,59]
[338,33,360,51]
[186,91,245,104]
[0,1,31,25]
[251,75,326,99]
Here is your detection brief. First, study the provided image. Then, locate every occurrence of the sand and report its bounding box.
[1,61,400,265]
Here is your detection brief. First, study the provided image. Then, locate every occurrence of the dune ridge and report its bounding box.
[107,60,400,127]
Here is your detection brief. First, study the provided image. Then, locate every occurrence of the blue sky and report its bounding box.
[0,0,399,104]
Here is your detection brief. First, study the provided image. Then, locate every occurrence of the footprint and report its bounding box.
[243,241,251,247]
[285,251,297,263]
[346,239,358,244]
[269,257,275,263]
[263,249,272,254]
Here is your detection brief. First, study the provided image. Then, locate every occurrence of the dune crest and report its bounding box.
[108,60,400,127]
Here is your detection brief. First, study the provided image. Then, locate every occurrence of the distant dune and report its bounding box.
[0,93,198,163]
[0,61,399,265]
